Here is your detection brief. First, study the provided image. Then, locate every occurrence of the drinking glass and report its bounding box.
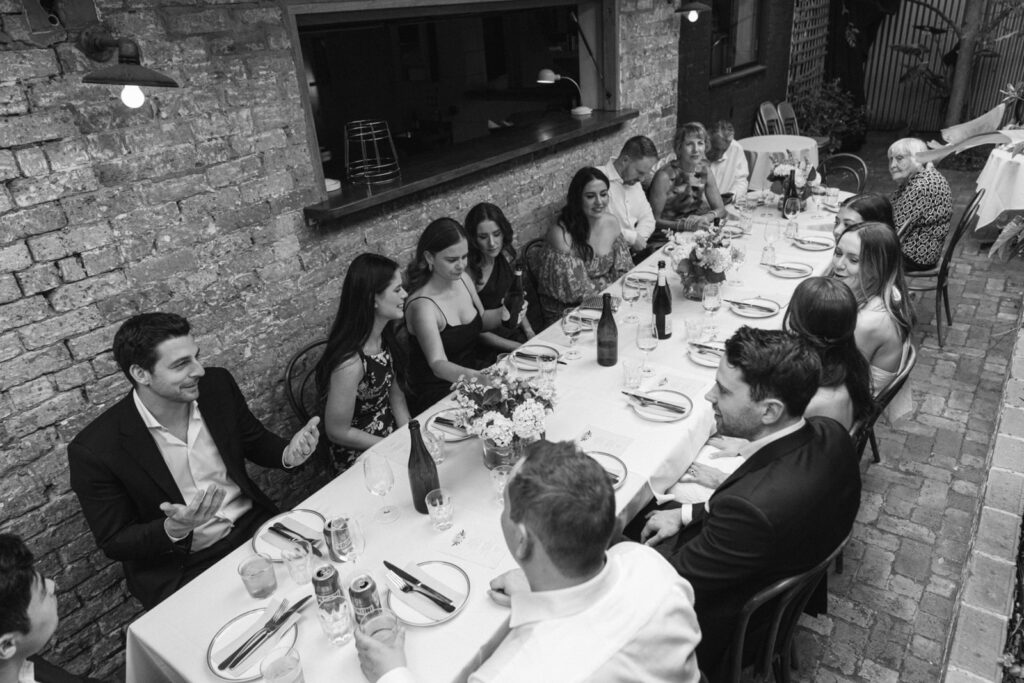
[702,283,722,317]
[783,197,800,221]
[363,452,400,524]
[282,540,313,584]
[560,308,583,361]
[325,515,364,562]
[425,488,454,530]
[318,595,354,646]
[826,187,840,209]
[621,282,641,323]
[728,243,746,286]
[237,553,277,598]
[622,358,642,389]
[260,645,304,683]
[635,317,658,377]
[360,608,401,646]
[424,428,445,465]
[490,465,513,506]
[765,221,782,245]
[785,220,798,240]
[537,353,558,381]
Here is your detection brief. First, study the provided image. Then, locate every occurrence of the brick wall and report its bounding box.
[0,1,679,678]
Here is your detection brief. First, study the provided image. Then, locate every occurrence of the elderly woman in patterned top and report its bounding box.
[888,137,953,272]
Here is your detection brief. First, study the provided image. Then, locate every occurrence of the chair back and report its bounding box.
[520,237,547,331]
[850,343,917,457]
[724,531,852,682]
[938,187,984,279]
[777,101,800,135]
[284,338,328,424]
[819,153,868,194]
[755,102,783,135]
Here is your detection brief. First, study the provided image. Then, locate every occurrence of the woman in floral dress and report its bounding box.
[316,253,411,472]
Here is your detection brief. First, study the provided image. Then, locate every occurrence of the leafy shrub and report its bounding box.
[790,79,867,154]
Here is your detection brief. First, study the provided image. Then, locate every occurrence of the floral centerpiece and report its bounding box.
[451,366,556,468]
[676,221,743,300]
[765,152,819,207]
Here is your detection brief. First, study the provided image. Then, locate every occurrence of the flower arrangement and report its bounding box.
[765,153,819,201]
[451,367,555,449]
[688,221,741,277]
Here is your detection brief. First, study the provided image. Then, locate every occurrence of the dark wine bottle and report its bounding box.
[596,292,618,367]
[783,169,801,218]
[407,420,440,514]
[653,260,672,340]
[504,268,525,329]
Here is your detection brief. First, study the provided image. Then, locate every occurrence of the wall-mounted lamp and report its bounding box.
[76,24,179,109]
[672,1,711,23]
[537,68,591,117]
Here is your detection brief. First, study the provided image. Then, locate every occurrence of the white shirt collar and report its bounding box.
[132,390,199,430]
[602,157,624,183]
[509,557,614,628]
[18,660,35,683]
[736,418,807,460]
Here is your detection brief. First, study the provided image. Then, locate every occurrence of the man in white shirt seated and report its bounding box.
[706,121,749,200]
[597,136,659,256]
[355,440,703,683]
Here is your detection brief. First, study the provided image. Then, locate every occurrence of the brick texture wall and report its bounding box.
[0,1,679,678]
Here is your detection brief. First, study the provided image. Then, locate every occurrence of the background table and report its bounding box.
[737,135,819,190]
[975,148,1024,234]
[125,206,836,683]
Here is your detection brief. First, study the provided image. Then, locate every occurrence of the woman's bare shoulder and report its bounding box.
[544,224,572,252]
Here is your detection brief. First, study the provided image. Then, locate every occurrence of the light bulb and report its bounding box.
[120,85,145,109]
[687,9,699,22]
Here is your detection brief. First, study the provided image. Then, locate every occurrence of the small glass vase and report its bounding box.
[482,438,522,470]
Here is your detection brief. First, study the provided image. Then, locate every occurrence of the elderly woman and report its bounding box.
[888,137,953,272]
[648,122,727,249]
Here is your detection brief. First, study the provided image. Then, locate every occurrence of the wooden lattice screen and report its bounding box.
[787,0,831,100]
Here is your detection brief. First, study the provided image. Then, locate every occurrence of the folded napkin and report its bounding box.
[577,425,631,458]
[389,563,466,621]
[212,597,305,675]
[260,517,323,554]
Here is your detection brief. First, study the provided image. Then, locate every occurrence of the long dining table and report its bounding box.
[125,199,839,683]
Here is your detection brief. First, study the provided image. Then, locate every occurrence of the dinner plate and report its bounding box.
[207,607,299,681]
[584,450,627,490]
[426,407,472,443]
[768,261,813,279]
[688,347,722,368]
[570,308,601,330]
[627,389,693,422]
[729,297,780,319]
[384,560,470,627]
[792,235,835,251]
[511,343,562,371]
[721,224,746,238]
[624,270,658,287]
[252,509,326,562]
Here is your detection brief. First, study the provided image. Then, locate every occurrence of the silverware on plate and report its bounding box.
[220,595,312,670]
[383,561,455,612]
[723,298,775,313]
[621,391,689,414]
[269,523,324,558]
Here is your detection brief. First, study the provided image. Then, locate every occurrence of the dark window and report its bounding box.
[710,0,761,77]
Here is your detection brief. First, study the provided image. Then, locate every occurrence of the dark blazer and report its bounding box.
[29,656,102,683]
[68,367,288,608]
[663,417,860,681]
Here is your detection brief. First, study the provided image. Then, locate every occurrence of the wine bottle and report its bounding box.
[783,169,801,218]
[503,268,525,329]
[653,260,672,340]
[407,420,440,514]
[596,292,618,367]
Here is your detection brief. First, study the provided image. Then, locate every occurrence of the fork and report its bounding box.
[384,570,455,613]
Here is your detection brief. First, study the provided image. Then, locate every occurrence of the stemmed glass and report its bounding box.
[621,280,641,324]
[702,283,722,317]
[560,308,583,360]
[783,196,800,222]
[490,465,513,507]
[635,317,658,377]
[362,452,399,524]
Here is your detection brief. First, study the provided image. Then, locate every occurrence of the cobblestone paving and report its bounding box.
[786,135,1024,682]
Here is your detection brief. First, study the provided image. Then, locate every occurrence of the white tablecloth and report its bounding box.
[975,148,1024,230]
[125,205,836,683]
[737,135,819,190]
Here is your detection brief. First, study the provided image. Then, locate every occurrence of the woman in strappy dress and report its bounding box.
[316,253,410,472]
[405,217,520,415]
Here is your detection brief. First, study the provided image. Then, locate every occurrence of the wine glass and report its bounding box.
[560,308,583,361]
[635,317,658,377]
[490,465,513,507]
[621,280,641,323]
[728,243,746,286]
[702,283,722,317]
[362,452,399,524]
[765,221,782,245]
[783,196,800,221]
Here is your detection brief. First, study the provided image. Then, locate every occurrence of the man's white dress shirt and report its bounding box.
[380,542,702,683]
[598,159,656,250]
[133,391,251,550]
[708,140,749,198]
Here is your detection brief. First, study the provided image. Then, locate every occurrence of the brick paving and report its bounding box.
[783,134,1024,682]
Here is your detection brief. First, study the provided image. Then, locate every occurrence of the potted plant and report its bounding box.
[790,79,867,153]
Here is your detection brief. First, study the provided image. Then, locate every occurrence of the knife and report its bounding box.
[515,351,567,365]
[218,600,288,670]
[433,415,464,430]
[723,298,775,313]
[383,561,455,607]
[222,595,312,670]
[688,342,725,355]
[771,264,809,273]
[793,236,833,247]
[268,524,324,558]
[621,392,689,414]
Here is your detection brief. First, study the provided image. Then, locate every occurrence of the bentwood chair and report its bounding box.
[755,102,784,135]
[818,153,869,194]
[284,338,327,423]
[723,532,852,683]
[849,342,917,464]
[520,237,548,331]
[905,188,985,347]
[776,101,830,151]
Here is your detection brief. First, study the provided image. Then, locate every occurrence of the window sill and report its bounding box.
[709,65,767,89]
[304,109,639,228]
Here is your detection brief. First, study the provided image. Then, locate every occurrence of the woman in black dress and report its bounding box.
[316,253,410,472]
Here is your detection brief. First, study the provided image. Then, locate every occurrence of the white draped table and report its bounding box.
[125,204,837,683]
[737,135,819,190]
[975,148,1024,232]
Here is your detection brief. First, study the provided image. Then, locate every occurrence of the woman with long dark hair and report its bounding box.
[405,217,516,415]
[315,253,410,470]
[525,167,632,326]
[784,277,875,429]
[465,202,534,364]
[833,193,895,240]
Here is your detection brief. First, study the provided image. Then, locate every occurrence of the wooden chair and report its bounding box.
[755,101,784,135]
[849,343,918,464]
[905,188,985,347]
[284,338,328,423]
[520,237,548,331]
[723,532,852,683]
[818,153,868,194]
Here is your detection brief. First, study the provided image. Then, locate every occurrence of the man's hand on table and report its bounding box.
[159,486,225,540]
[283,416,320,467]
[487,568,530,607]
[354,627,407,682]
[641,509,683,547]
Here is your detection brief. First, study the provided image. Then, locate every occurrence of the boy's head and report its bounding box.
[0,535,58,663]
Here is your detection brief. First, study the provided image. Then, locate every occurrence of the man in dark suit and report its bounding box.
[68,313,320,609]
[640,327,860,681]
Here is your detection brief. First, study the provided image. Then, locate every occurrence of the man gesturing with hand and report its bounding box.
[69,313,321,608]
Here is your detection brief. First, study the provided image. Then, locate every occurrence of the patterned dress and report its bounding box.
[891,166,953,270]
[649,160,711,247]
[329,348,397,471]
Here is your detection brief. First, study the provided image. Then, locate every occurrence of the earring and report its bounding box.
[428,262,433,272]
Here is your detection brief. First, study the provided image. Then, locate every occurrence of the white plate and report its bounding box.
[628,389,693,422]
[624,271,658,287]
[721,224,746,238]
[792,236,835,251]
[207,607,299,681]
[768,261,813,279]
[511,343,562,371]
[252,509,326,562]
[584,450,627,490]
[384,560,470,627]
[729,297,780,319]
[688,347,722,368]
[570,309,601,330]
[426,407,472,443]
